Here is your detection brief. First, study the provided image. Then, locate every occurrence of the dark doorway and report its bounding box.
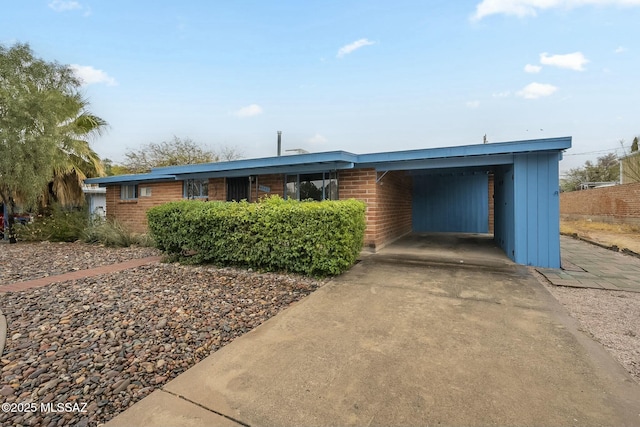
[227,177,249,201]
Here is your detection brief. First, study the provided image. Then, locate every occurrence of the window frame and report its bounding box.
[284,171,338,201]
[183,179,209,199]
[120,184,138,200]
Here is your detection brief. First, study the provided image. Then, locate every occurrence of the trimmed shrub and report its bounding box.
[147,196,366,276]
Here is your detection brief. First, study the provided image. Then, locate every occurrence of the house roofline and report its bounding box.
[85,137,572,186]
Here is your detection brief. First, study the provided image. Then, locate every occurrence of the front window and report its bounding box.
[120,184,138,200]
[184,179,208,199]
[285,172,338,201]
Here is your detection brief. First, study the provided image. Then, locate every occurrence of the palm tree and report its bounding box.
[45,95,107,208]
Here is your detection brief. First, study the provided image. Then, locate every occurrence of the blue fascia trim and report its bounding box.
[173,162,355,180]
[84,174,175,186]
[356,137,571,164]
[153,151,358,175]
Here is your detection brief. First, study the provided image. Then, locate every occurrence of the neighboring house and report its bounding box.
[85,137,571,268]
[82,184,107,219]
[620,151,640,184]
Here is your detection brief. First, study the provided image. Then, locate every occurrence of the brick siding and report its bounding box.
[374,171,412,248]
[338,169,378,248]
[255,174,285,200]
[338,168,412,249]
[560,182,640,226]
[106,169,415,249]
[207,178,226,201]
[106,181,184,233]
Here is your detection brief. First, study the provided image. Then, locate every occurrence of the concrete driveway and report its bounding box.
[108,234,640,426]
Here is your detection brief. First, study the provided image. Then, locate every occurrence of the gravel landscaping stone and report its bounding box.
[542,282,640,383]
[2,239,637,426]
[0,241,160,284]
[0,256,322,426]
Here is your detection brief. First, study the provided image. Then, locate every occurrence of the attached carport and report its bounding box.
[358,137,571,268]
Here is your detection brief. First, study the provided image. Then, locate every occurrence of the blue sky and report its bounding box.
[2,1,639,173]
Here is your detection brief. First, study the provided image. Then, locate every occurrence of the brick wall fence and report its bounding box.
[560,182,640,226]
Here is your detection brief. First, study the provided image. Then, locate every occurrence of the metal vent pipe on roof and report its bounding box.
[277,131,282,156]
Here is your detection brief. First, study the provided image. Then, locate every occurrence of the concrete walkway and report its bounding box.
[538,235,640,293]
[107,235,640,427]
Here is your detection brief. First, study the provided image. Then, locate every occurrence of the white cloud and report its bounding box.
[49,1,91,16]
[337,38,375,58]
[466,100,480,109]
[234,104,263,118]
[614,46,627,53]
[517,82,558,99]
[472,0,640,21]
[48,0,82,12]
[524,64,542,73]
[492,91,511,98]
[540,52,588,71]
[70,64,117,86]
[307,133,328,145]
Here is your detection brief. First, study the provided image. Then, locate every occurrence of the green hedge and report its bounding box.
[147,196,366,276]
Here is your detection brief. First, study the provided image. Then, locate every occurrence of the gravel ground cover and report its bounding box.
[0,262,322,426]
[0,242,160,285]
[1,240,638,426]
[542,282,640,383]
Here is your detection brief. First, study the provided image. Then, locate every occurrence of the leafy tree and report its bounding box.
[619,137,640,184]
[47,98,107,207]
[121,136,243,173]
[560,152,619,192]
[102,158,131,176]
[0,43,85,241]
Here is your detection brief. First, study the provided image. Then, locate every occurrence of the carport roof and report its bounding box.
[85,136,571,185]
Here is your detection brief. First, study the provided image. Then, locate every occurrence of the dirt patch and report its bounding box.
[560,219,640,255]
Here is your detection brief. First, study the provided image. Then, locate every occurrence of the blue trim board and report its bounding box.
[84,174,175,186]
[154,150,358,175]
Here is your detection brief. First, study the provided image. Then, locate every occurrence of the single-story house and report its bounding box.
[85,136,571,268]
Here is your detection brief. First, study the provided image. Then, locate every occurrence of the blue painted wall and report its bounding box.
[512,152,561,268]
[493,154,561,268]
[412,173,489,233]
